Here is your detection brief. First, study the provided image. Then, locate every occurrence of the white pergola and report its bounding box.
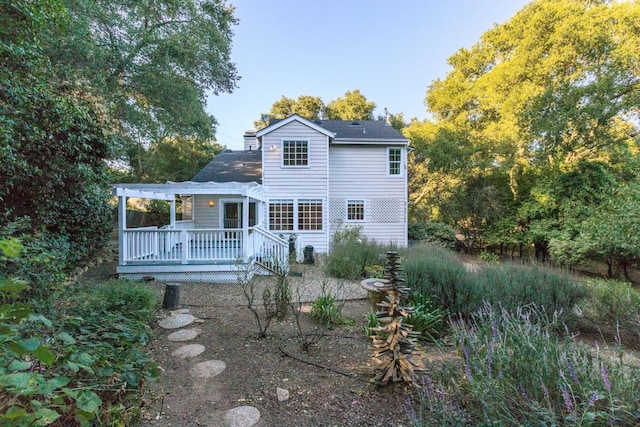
[113,181,265,227]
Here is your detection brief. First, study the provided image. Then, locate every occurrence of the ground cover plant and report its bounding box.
[0,239,159,426]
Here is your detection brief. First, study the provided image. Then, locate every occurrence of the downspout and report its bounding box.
[326,135,330,254]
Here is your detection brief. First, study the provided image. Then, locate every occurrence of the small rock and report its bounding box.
[224,405,260,427]
[171,344,205,359]
[171,308,190,314]
[276,387,289,402]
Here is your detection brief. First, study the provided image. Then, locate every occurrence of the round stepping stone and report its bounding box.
[158,313,195,329]
[189,360,226,378]
[224,406,260,427]
[171,344,205,359]
[167,328,201,342]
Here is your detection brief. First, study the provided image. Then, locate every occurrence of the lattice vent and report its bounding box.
[370,198,405,223]
[329,198,346,222]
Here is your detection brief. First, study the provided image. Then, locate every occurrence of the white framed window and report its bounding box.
[298,199,323,230]
[268,199,323,231]
[388,147,402,176]
[346,200,365,222]
[282,140,309,167]
[180,195,193,220]
[269,199,294,231]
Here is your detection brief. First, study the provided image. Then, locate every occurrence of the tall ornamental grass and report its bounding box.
[410,304,640,426]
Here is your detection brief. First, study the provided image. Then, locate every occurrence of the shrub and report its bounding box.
[408,221,457,250]
[478,250,499,263]
[1,238,158,426]
[410,304,640,426]
[403,244,583,322]
[579,278,640,324]
[324,226,388,280]
[402,243,471,315]
[473,263,584,322]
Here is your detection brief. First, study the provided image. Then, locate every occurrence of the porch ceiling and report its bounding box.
[112,181,265,201]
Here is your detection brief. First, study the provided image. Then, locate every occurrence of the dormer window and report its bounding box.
[282,140,308,167]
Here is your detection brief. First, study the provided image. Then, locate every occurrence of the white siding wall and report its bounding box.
[193,195,220,228]
[262,121,329,252]
[328,145,407,247]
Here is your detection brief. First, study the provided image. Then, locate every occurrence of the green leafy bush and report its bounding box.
[324,227,388,280]
[408,221,457,250]
[478,250,500,263]
[1,238,159,426]
[410,304,640,425]
[579,278,640,323]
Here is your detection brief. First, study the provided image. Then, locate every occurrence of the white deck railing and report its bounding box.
[122,225,289,274]
[122,228,243,264]
[248,226,289,274]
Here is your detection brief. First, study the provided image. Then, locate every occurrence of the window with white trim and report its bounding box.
[282,140,308,166]
[180,196,193,220]
[346,200,365,221]
[268,199,323,231]
[388,147,402,176]
[298,199,323,230]
[269,200,294,231]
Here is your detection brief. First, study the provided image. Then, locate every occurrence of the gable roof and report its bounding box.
[255,114,334,138]
[317,120,408,144]
[191,149,262,183]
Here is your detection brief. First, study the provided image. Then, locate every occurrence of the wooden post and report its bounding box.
[181,230,188,264]
[118,195,127,265]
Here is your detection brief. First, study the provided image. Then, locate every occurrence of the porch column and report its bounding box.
[170,197,176,227]
[242,196,249,259]
[118,195,127,265]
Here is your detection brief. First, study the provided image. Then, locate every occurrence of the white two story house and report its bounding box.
[113,114,408,282]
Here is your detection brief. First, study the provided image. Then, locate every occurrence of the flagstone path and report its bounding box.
[158,309,262,427]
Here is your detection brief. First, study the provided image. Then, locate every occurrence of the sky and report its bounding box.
[207,0,531,150]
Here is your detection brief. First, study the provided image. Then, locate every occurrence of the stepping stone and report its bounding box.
[190,360,226,378]
[224,406,260,427]
[158,313,195,329]
[167,328,201,342]
[171,344,205,359]
[172,308,190,314]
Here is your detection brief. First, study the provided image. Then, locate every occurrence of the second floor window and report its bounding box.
[388,147,402,176]
[283,140,308,166]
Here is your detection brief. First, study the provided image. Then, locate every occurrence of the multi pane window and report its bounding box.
[346,200,365,221]
[298,200,323,230]
[269,200,294,230]
[269,199,323,231]
[282,140,308,166]
[388,148,402,176]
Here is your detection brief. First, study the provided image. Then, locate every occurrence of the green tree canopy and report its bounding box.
[43,0,239,181]
[408,0,640,268]
[1,0,115,277]
[255,89,379,129]
[324,89,376,121]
